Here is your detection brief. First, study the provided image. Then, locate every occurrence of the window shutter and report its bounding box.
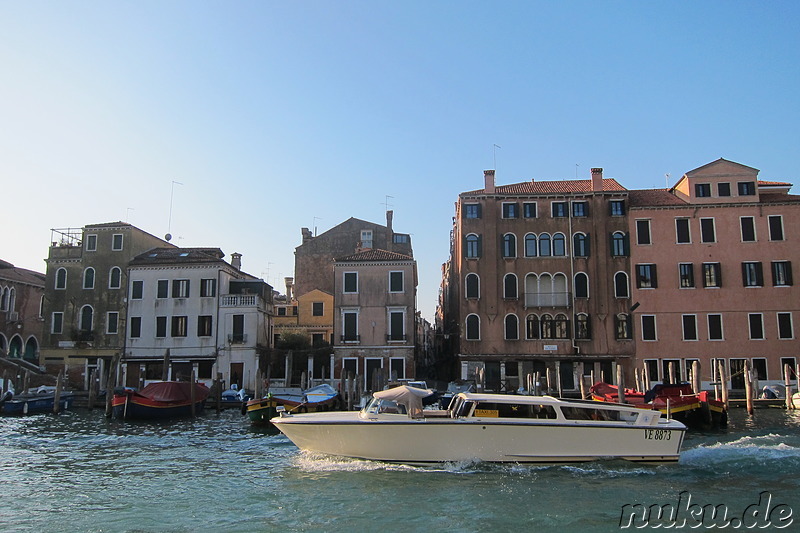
[651,265,658,288]
[756,262,764,286]
[787,262,794,285]
[635,267,642,288]
[717,265,723,287]
[476,204,482,218]
[609,233,614,256]
[623,233,630,256]
[585,234,591,257]
[741,263,747,286]
[477,235,482,258]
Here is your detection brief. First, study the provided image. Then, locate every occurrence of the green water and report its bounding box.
[1,408,798,532]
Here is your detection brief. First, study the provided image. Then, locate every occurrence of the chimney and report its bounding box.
[484,170,495,194]
[301,227,313,244]
[386,210,394,252]
[231,252,242,271]
[284,277,294,301]
[591,168,604,192]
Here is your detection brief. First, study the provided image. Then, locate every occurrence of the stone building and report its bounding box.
[0,259,45,367]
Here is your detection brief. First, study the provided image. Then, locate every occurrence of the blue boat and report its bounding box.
[0,386,75,415]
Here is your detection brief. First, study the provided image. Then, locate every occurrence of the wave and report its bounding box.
[682,433,800,467]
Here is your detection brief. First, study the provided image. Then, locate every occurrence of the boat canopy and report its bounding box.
[374,385,433,417]
[134,381,210,402]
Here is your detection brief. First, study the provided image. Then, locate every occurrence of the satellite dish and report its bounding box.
[165,233,172,241]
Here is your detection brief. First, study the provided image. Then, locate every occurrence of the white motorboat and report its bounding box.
[271,385,686,464]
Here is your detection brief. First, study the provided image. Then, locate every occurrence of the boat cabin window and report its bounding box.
[473,402,557,419]
[451,399,474,418]
[560,406,639,421]
[364,397,407,415]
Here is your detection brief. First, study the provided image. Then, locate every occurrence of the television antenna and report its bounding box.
[493,144,501,170]
[166,180,183,241]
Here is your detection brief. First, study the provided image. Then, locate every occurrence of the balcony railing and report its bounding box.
[220,295,260,308]
[524,292,572,308]
[227,333,248,344]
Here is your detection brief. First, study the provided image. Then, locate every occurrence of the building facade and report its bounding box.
[0,259,45,366]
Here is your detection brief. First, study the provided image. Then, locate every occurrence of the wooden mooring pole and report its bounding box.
[578,363,587,400]
[691,360,701,395]
[785,363,794,410]
[744,359,754,415]
[616,364,626,404]
[719,361,729,412]
[53,370,63,414]
[190,369,197,418]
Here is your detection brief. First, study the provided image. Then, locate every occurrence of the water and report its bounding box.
[2,408,799,532]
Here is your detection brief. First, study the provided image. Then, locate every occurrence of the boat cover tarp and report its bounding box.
[134,381,210,403]
[374,385,434,418]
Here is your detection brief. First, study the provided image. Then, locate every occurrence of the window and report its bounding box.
[740,217,756,242]
[738,181,756,196]
[752,358,768,380]
[695,183,711,197]
[465,314,480,340]
[575,313,590,339]
[503,273,518,299]
[502,233,516,258]
[112,234,124,251]
[614,272,629,298]
[504,314,519,340]
[574,273,588,298]
[172,279,190,298]
[524,234,537,257]
[157,280,169,298]
[360,230,373,249]
[389,310,405,341]
[129,316,142,338]
[682,315,697,341]
[526,314,540,339]
[703,263,722,288]
[389,271,404,292]
[156,316,167,338]
[344,272,358,293]
[718,183,731,197]
[675,218,691,244]
[551,202,567,218]
[615,314,632,340]
[107,312,119,334]
[393,234,409,244]
[700,218,716,243]
[772,261,793,286]
[171,316,188,337]
[768,215,784,241]
[572,202,588,217]
[679,263,695,288]
[80,305,93,332]
[708,314,723,340]
[198,315,213,337]
[277,307,287,316]
[749,313,764,340]
[85,234,97,251]
[465,204,481,219]
[609,200,625,216]
[312,302,324,316]
[109,267,122,289]
[778,313,793,339]
[465,273,479,299]
[523,202,537,218]
[465,234,481,258]
[200,279,217,297]
[83,268,95,289]
[538,233,551,256]
[552,233,566,256]
[52,312,64,334]
[741,262,763,287]
[343,310,359,341]
[231,314,245,343]
[636,264,658,289]
[502,203,519,219]
[55,268,67,290]
[636,220,651,245]
[611,232,629,257]
[641,315,657,341]
[573,233,589,257]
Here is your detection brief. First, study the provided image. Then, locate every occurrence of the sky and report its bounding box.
[2,1,799,321]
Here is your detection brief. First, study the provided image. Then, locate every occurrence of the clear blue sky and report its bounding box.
[2,1,798,320]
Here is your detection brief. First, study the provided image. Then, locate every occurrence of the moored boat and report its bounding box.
[0,386,74,415]
[112,381,210,420]
[244,384,339,424]
[271,385,686,464]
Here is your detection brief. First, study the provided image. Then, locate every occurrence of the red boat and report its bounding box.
[112,381,210,420]
[590,381,727,429]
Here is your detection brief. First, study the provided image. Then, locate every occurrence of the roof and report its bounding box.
[461,178,627,196]
[0,260,46,286]
[129,247,226,265]
[627,189,688,207]
[334,249,414,262]
[685,158,759,176]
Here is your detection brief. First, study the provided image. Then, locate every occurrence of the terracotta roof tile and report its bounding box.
[462,178,627,196]
[627,189,688,207]
[335,249,414,262]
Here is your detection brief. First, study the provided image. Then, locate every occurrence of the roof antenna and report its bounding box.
[383,195,394,213]
[575,163,579,179]
[493,144,501,170]
[166,180,183,241]
[313,216,322,236]
[665,173,671,188]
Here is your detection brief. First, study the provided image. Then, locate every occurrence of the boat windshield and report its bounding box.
[449,397,474,418]
[363,397,407,415]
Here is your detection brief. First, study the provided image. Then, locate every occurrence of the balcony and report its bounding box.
[227,333,248,344]
[524,292,572,308]
[220,295,261,308]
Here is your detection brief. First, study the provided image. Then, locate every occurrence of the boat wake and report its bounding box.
[682,432,800,468]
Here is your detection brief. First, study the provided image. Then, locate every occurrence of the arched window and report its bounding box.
[502,233,516,258]
[553,233,566,256]
[8,288,15,312]
[614,272,629,298]
[109,267,122,289]
[503,273,518,299]
[554,313,569,339]
[83,268,95,289]
[525,273,538,307]
[80,305,94,332]
[526,314,540,339]
[573,233,590,257]
[465,273,480,299]
[615,313,632,340]
[574,272,589,298]
[575,313,590,339]
[539,233,552,256]
[466,234,481,258]
[0,287,7,311]
[553,273,568,306]
[55,268,67,290]
[465,314,480,340]
[540,313,554,339]
[524,234,537,257]
[505,314,519,340]
[539,273,553,306]
[611,231,628,257]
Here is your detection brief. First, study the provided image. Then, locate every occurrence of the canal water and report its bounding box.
[2,407,799,532]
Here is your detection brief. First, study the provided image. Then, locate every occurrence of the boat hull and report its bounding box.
[245,397,279,424]
[111,396,206,419]
[272,412,685,464]
[1,393,74,415]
